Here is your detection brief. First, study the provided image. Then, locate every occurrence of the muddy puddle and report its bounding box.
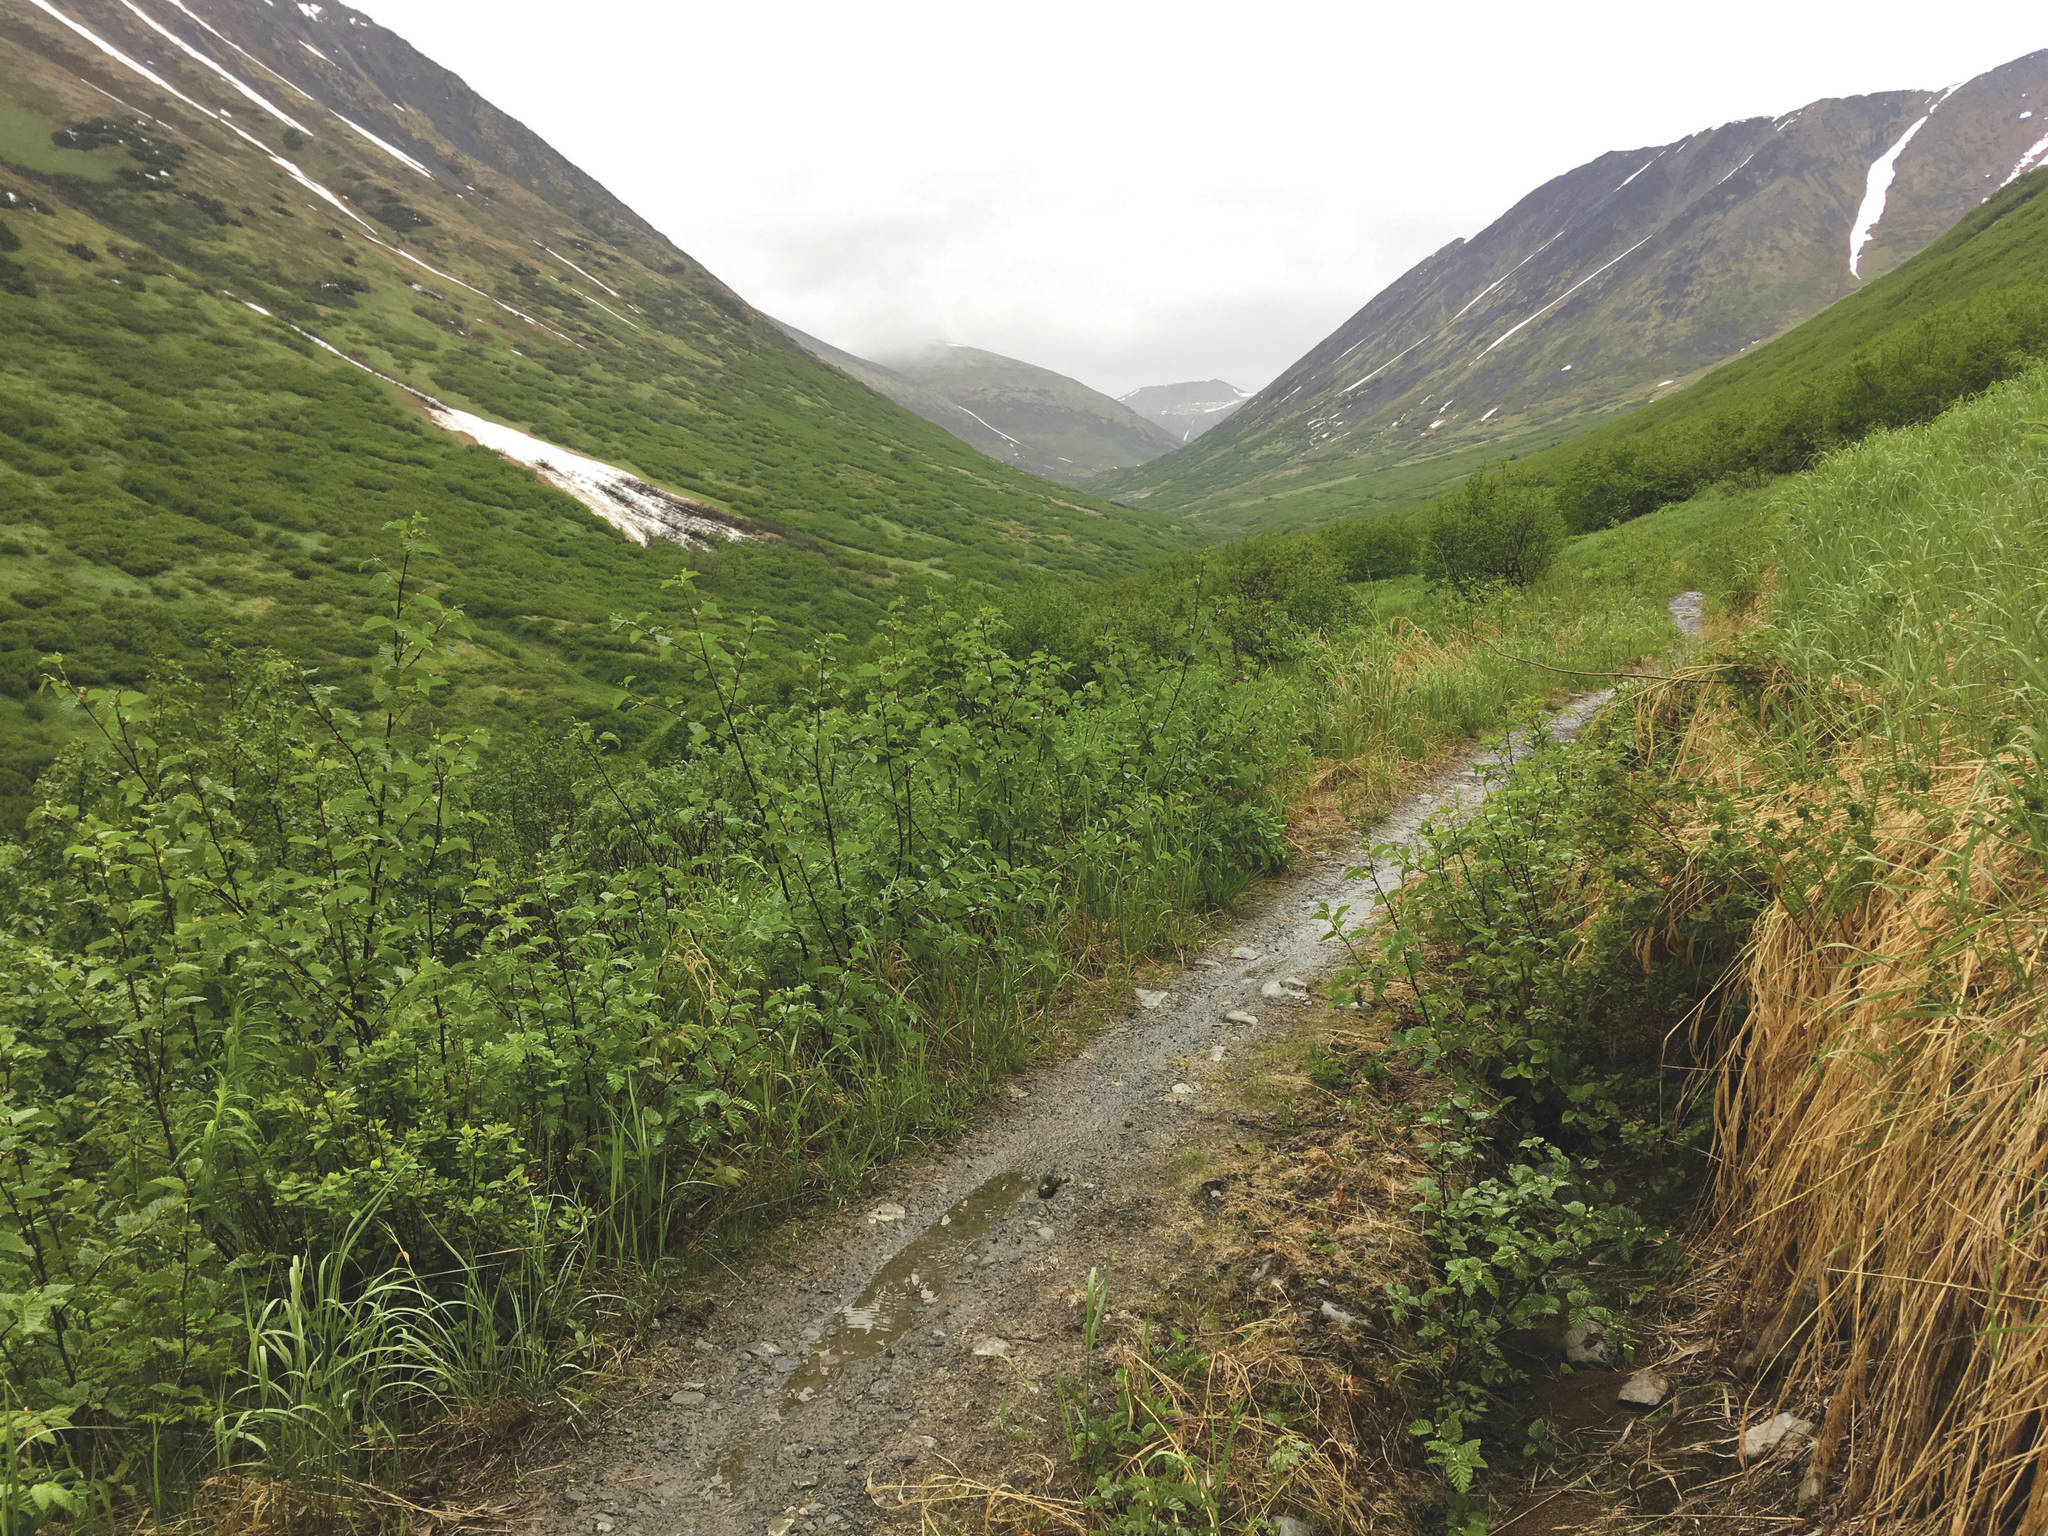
[704,1170,1035,1496]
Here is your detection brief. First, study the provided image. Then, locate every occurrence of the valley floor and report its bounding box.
[502,679,1647,1536]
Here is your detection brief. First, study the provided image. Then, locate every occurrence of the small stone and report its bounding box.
[794,1475,819,1489]
[593,1522,613,1534]
[1319,1300,1358,1326]
[915,1435,937,1450]
[1617,1369,1668,1410]
[1742,1412,1814,1458]
[1563,1319,1615,1366]
[750,1341,784,1359]
[1171,1082,1194,1097]
[867,1203,906,1224]
[1797,1470,1824,1508]
[766,1521,796,1536]
[972,1336,1011,1358]
[1136,988,1169,1009]
[564,1490,588,1506]
[1036,1224,1054,1241]
[1230,946,1260,961]
[1209,1044,1224,1062]
[1283,977,1308,992]
[669,1390,706,1406]
[1193,958,1222,969]
[774,1356,800,1373]
[1259,979,1289,999]
[1275,1518,1315,1536]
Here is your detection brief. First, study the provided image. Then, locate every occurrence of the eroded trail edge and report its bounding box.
[520,599,1702,1536]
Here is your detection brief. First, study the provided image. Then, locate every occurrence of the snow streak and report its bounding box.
[1482,235,1654,354]
[951,404,1022,448]
[2002,127,2048,187]
[111,0,312,132]
[332,113,431,177]
[537,243,621,297]
[1849,114,1930,277]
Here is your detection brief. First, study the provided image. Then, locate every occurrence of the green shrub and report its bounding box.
[1322,512,1421,582]
[1422,467,1564,593]
[1210,533,1345,664]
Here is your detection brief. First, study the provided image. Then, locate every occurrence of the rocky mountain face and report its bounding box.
[1119,380,1250,442]
[1100,48,2048,530]
[776,332,1181,485]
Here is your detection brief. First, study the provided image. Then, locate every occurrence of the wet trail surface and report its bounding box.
[518,598,1703,1536]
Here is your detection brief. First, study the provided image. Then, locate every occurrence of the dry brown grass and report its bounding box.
[1633,681,2048,1534]
[179,1472,516,1536]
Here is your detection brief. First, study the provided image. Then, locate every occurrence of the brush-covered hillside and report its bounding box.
[0,0,1192,821]
[1099,47,2048,532]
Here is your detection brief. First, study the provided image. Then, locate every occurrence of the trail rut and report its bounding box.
[515,598,1703,1536]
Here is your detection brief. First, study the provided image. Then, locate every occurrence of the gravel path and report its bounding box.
[517,597,1704,1536]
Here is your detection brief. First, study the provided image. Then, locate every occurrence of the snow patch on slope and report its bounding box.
[2002,127,2048,187]
[1716,148,1759,185]
[537,242,621,297]
[1612,150,1663,192]
[234,300,744,548]
[427,406,741,547]
[1849,111,1932,277]
[1849,86,1963,278]
[110,0,313,132]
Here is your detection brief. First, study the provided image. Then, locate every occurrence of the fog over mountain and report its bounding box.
[363,0,2045,393]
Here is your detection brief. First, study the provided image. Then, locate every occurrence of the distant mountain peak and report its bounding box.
[779,328,1179,484]
[1119,379,1252,443]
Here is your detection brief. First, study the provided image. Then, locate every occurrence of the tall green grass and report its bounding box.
[1769,362,2048,759]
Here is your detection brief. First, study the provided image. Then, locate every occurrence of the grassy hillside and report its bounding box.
[0,3,1191,824]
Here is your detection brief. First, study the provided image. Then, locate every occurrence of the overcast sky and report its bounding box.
[362,0,2041,397]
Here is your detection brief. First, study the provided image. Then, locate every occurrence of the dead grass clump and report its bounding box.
[1649,690,2048,1532]
[180,1472,513,1536]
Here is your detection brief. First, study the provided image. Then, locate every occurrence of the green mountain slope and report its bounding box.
[0,0,1191,820]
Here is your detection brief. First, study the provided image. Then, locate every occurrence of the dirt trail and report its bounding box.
[518,598,1704,1536]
